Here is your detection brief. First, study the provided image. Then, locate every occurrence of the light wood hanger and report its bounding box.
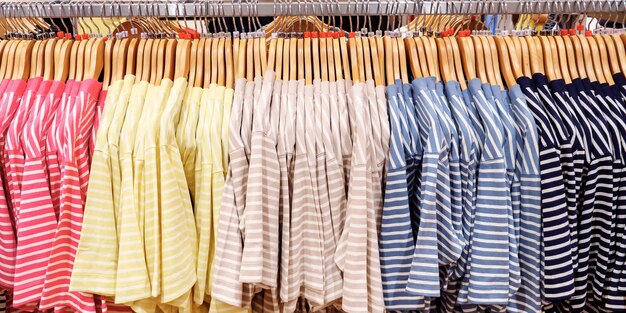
[472,35,487,82]
[355,34,365,83]
[163,37,178,82]
[458,32,476,80]
[384,35,394,85]
[305,34,312,84]
[335,33,345,81]
[570,34,586,79]
[203,37,213,88]
[611,33,626,74]
[43,38,57,81]
[391,35,400,83]
[361,35,372,82]
[350,34,361,84]
[274,36,283,81]
[125,38,139,77]
[246,35,254,81]
[29,40,42,78]
[538,35,557,81]
[525,36,540,75]
[480,35,497,85]
[603,33,620,76]
[562,34,579,80]
[436,37,451,82]
[577,34,597,81]
[141,39,154,83]
[217,35,226,86]
[54,39,73,82]
[211,36,219,84]
[283,36,291,83]
[86,37,105,80]
[188,38,199,86]
[313,33,321,81]
[495,35,518,87]
[485,35,502,89]
[327,35,336,83]
[225,36,234,89]
[593,34,615,84]
[253,35,262,78]
[405,34,421,80]
[320,33,328,82]
[370,36,383,86]
[587,35,608,83]
[291,35,298,81]
[297,35,304,81]
[553,34,571,83]
[396,36,409,83]
[376,33,385,82]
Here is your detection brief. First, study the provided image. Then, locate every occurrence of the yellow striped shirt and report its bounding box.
[70,77,131,296]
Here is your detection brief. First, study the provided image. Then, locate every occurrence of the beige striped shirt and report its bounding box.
[240,71,280,289]
[210,78,254,310]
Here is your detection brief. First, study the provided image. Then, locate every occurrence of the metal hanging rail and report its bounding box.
[0,0,624,18]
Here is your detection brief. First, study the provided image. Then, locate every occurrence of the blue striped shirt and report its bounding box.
[456,78,516,305]
[379,83,424,311]
[508,84,542,313]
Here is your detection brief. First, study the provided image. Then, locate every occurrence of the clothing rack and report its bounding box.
[0,0,624,18]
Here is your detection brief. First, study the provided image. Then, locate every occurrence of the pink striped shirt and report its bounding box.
[4,77,42,219]
[39,79,101,313]
[47,80,78,219]
[14,80,65,308]
[0,79,28,291]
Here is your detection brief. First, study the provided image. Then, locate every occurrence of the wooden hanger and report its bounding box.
[370,36,383,85]
[335,33,344,81]
[391,35,400,83]
[485,35,502,89]
[291,35,298,81]
[524,36,539,75]
[313,33,321,81]
[195,37,206,87]
[562,34,579,80]
[587,35,608,83]
[426,36,438,81]
[267,33,278,75]
[297,35,304,81]
[15,39,35,81]
[603,33,620,76]
[596,34,614,84]
[611,33,626,74]
[495,36,518,86]
[163,37,178,81]
[203,37,212,88]
[569,34,586,79]
[274,35,283,81]
[436,37,451,82]
[86,37,105,80]
[211,36,219,84]
[124,38,139,77]
[43,38,57,81]
[217,35,226,86]
[577,34,597,82]
[376,33,385,82]
[305,33,312,85]
[340,33,350,81]
[245,35,254,81]
[283,35,291,83]
[553,34,571,83]
[355,34,365,83]
[397,36,409,83]
[405,34,421,80]
[537,35,556,81]
[253,34,262,78]
[54,39,73,82]
[472,35,487,82]
[1,40,19,81]
[327,35,336,83]
[480,35,497,85]
[361,35,372,82]
[384,35,394,85]
[29,40,41,78]
[188,38,199,86]
[458,33,476,80]
[349,34,361,84]
[320,33,328,82]
[225,36,234,89]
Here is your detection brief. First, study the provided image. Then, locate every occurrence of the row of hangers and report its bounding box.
[0,1,625,95]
